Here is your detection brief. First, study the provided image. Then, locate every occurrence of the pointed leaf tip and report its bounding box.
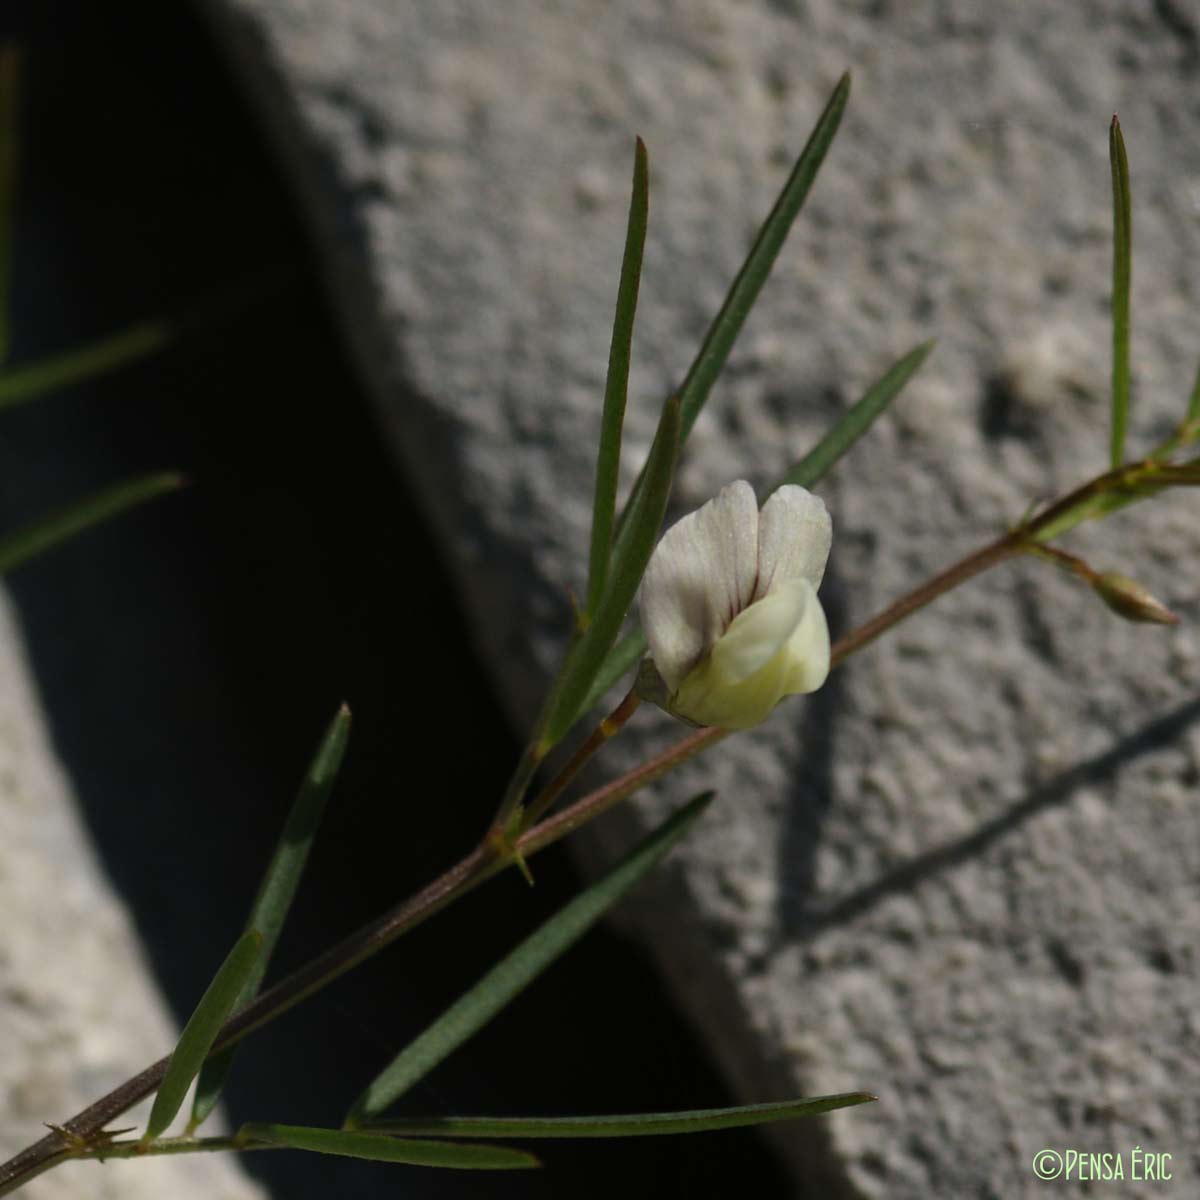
[345,790,711,1125]
[363,1090,877,1141]
[586,131,650,617]
[774,339,934,493]
[0,471,185,576]
[1108,111,1132,469]
[190,704,351,1129]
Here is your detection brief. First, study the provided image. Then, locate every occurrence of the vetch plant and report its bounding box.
[0,66,1195,1195]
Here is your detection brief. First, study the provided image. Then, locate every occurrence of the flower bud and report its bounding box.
[1093,572,1179,625]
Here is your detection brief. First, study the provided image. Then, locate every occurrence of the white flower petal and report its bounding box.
[755,485,832,598]
[670,579,828,730]
[778,580,830,695]
[639,480,759,690]
[673,647,791,730]
[706,579,810,686]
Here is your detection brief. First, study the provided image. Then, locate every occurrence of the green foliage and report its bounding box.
[540,392,680,749]
[774,340,934,492]
[580,340,932,716]
[190,705,352,1129]
[345,791,713,1125]
[587,137,649,616]
[609,73,850,571]
[0,320,172,412]
[0,472,184,575]
[1109,115,1132,468]
[365,1092,876,1140]
[239,1125,538,1170]
[573,75,855,721]
[675,72,851,445]
[143,930,263,1143]
[1186,360,1200,429]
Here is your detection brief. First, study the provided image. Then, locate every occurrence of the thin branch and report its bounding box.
[0,454,1171,1195]
[521,688,641,830]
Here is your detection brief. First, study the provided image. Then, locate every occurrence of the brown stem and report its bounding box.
[1025,541,1098,582]
[0,844,499,1195]
[828,531,1023,664]
[521,688,641,830]
[0,468,1114,1195]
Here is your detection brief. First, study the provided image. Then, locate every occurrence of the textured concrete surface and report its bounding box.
[0,591,265,1200]
[194,2,1200,1194]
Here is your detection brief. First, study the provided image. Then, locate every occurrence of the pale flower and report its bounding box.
[637,480,832,730]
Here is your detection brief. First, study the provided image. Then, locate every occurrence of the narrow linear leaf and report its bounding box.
[0,320,172,411]
[587,136,649,616]
[577,338,932,716]
[240,1124,538,1171]
[0,46,20,365]
[144,930,263,1142]
[579,626,647,717]
[610,71,850,564]
[0,471,184,575]
[542,392,680,747]
[1032,468,1189,543]
[345,790,713,1125]
[1109,114,1132,468]
[678,72,850,441]
[773,340,935,492]
[1185,359,1200,428]
[1149,359,1200,460]
[366,1093,876,1140]
[190,704,352,1129]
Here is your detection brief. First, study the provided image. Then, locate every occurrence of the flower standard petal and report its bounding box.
[639,480,759,690]
[755,485,831,598]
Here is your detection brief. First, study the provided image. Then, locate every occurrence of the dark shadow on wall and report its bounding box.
[784,695,1200,940]
[0,2,796,1198]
